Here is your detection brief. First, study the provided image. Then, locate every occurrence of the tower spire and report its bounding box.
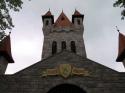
[62,9,63,13]
[116,26,120,32]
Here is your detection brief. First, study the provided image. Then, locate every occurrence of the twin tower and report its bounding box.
[42,10,86,60]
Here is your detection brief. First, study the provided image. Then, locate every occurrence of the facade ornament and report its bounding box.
[41,64,90,78]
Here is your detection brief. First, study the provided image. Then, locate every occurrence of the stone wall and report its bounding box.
[1,51,125,93]
[0,73,125,93]
[42,26,86,60]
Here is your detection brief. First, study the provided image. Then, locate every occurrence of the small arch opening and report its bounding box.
[47,84,86,93]
[62,41,66,51]
[71,41,76,53]
[52,41,57,55]
[46,20,49,26]
[77,19,80,25]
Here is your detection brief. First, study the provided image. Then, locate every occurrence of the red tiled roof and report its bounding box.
[54,11,72,27]
[44,11,52,16]
[116,32,125,61]
[118,33,125,56]
[0,35,14,63]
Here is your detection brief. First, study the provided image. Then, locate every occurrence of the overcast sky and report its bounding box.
[5,0,125,74]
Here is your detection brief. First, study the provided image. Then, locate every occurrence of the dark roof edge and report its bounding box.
[0,51,14,63]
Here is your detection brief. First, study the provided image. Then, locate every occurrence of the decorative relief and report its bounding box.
[41,64,90,78]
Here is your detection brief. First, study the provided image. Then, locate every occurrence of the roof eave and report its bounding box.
[0,51,14,63]
[116,49,125,62]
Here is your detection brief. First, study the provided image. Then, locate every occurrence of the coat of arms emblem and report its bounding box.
[41,64,90,78]
[59,64,72,78]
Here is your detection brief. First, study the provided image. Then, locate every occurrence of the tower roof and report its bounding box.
[44,10,52,16]
[43,9,53,16]
[72,10,84,23]
[42,10,54,24]
[73,10,81,16]
[0,35,14,63]
[116,32,125,62]
[54,11,72,27]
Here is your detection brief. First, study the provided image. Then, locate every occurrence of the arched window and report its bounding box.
[77,19,80,25]
[71,41,76,53]
[46,20,49,26]
[52,41,57,55]
[62,41,66,51]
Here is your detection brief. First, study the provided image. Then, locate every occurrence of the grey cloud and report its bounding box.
[6,0,125,74]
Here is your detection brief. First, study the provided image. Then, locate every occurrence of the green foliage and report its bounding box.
[0,0,23,31]
[113,0,125,19]
[0,31,6,40]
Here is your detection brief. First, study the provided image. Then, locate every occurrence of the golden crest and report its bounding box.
[41,64,91,78]
[59,64,72,78]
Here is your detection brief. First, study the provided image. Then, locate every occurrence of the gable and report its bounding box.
[13,51,119,78]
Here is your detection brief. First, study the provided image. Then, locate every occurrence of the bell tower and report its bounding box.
[72,10,84,31]
[42,10,54,35]
[41,10,86,60]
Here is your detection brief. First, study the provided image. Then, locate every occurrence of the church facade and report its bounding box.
[0,10,125,93]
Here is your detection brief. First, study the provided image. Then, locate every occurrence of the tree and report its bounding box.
[0,0,23,32]
[0,31,6,41]
[113,0,125,19]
